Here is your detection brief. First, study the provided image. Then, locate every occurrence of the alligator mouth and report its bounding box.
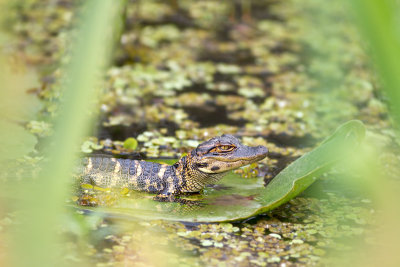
[208,151,268,163]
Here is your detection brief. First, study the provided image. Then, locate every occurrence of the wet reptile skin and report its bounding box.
[78,135,268,196]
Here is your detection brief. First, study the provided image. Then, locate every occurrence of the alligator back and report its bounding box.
[78,157,173,193]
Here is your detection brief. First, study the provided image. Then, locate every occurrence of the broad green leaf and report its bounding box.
[77,120,365,222]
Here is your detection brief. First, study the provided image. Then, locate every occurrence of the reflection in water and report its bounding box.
[211,194,257,206]
[75,185,208,216]
[73,171,266,221]
[153,194,206,209]
[205,184,233,191]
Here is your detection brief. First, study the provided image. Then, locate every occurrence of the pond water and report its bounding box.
[3,0,395,266]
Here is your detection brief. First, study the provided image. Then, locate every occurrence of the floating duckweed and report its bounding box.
[214,242,224,248]
[112,245,125,253]
[269,233,282,239]
[216,64,241,74]
[26,120,53,137]
[291,239,304,244]
[81,138,103,153]
[201,240,213,246]
[11,0,388,266]
[123,137,138,150]
[267,256,281,263]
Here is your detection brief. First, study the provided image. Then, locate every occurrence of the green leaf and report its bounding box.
[77,120,365,222]
[123,137,138,150]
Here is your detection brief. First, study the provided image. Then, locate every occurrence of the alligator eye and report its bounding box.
[209,145,235,153]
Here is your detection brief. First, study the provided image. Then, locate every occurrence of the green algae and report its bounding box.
[79,189,374,266]
[4,0,396,266]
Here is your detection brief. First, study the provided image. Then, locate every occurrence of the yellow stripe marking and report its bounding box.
[158,165,167,179]
[167,176,175,193]
[152,182,158,190]
[129,161,139,188]
[113,159,121,174]
[86,158,93,173]
[136,161,142,178]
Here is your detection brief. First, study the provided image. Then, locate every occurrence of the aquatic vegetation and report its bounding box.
[1,0,398,266]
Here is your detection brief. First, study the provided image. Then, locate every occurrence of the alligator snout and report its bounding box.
[251,145,268,161]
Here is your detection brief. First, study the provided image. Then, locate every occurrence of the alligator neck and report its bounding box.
[174,154,226,193]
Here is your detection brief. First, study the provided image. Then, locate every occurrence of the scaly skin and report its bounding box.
[79,135,268,197]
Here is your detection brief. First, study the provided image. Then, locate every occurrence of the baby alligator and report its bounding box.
[78,134,268,197]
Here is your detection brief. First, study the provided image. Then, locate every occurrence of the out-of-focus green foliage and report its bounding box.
[347,1,400,266]
[1,1,127,267]
[1,0,399,266]
[351,0,400,127]
[0,120,37,161]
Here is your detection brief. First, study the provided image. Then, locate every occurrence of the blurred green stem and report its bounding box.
[11,1,126,267]
[349,1,400,266]
[351,0,400,125]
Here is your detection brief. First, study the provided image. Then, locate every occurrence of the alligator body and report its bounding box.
[78,135,268,197]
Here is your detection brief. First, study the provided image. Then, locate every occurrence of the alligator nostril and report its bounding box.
[257,146,268,155]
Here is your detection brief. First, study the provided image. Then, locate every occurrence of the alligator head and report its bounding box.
[192,134,268,173]
[177,134,268,193]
